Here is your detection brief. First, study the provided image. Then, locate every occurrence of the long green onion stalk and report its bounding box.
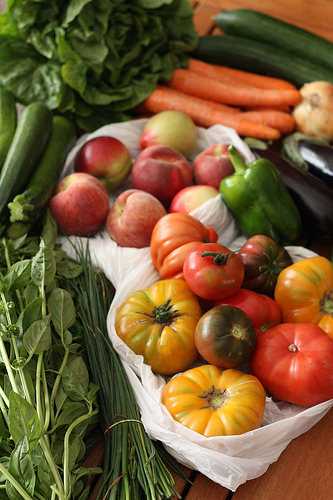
[70,246,180,499]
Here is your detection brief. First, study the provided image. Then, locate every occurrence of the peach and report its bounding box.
[74,136,132,192]
[140,111,198,157]
[131,145,192,205]
[106,189,166,248]
[194,144,234,189]
[49,173,109,236]
[170,185,218,214]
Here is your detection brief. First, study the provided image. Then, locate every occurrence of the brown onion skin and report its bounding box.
[238,235,292,296]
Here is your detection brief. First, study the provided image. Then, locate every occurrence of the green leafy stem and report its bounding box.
[0,228,95,500]
[0,463,34,500]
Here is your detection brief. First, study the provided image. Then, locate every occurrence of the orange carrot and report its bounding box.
[188,61,293,111]
[143,86,280,140]
[245,104,291,112]
[189,59,296,91]
[188,59,249,88]
[169,69,301,108]
[242,110,296,134]
[138,92,239,115]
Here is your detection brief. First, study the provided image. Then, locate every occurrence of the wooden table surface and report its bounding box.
[179,1,333,499]
[88,2,333,498]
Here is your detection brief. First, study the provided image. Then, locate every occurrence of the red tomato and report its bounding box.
[216,289,281,333]
[251,323,333,406]
[183,243,244,301]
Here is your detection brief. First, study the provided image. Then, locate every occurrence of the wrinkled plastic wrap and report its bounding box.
[62,120,333,491]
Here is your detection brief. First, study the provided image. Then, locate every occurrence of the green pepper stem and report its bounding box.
[201,251,230,265]
[228,145,247,173]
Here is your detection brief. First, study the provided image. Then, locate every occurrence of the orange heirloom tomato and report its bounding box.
[275,256,333,339]
[115,279,201,375]
[150,213,218,279]
[162,365,265,436]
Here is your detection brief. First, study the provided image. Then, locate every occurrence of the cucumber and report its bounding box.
[0,102,52,215]
[194,36,333,86]
[0,88,17,170]
[215,9,333,71]
[9,115,76,224]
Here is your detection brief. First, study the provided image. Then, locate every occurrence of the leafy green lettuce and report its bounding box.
[0,0,197,129]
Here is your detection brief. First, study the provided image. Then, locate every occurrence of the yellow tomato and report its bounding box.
[275,256,333,338]
[115,279,201,375]
[162,365,265,436]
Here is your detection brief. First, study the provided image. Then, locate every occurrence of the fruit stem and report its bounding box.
[200,386,227,409]
[153,299,180,325]
[288,343,298,353]
[228,145,247,173]
[321,291,333,315]
[201,251,230,265]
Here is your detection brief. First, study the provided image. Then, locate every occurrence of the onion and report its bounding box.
[293,81,333,141]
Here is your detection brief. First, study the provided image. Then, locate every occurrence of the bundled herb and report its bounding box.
[0,0,197,130]
[70,246,179,499]
[0,213,100,500]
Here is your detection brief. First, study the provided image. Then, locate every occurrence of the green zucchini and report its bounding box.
[215,9,333,71]
[9,115,76,224]
[194,36,333,86]
[0,88,17,170]
[0,102,52,215]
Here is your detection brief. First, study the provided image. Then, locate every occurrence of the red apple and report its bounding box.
[106,189,166,248]
[50,173,109,236]
[194,144,234,189]
[170,185,218,214]
[140,111,198,157]
[131,145,192,205]
[74,136,132,192]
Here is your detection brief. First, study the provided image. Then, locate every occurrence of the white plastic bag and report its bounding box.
[62,120,333,491]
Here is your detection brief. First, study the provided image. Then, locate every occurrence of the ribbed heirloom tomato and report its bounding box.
[183,243,244,300]
[115,279,201,375]
[275,256,333,338]
[251,323,333,406]
[162,365,265,436]
[150,213,218,279]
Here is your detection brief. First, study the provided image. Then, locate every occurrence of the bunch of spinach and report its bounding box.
[0,213,100,500]
[0,0,197,130]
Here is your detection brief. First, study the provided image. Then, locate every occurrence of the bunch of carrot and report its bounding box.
[143,59,301,140]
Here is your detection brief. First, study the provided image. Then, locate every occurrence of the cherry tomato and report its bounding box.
[183,243,244,300]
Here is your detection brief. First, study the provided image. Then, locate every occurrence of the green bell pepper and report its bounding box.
[220,146,302,244]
